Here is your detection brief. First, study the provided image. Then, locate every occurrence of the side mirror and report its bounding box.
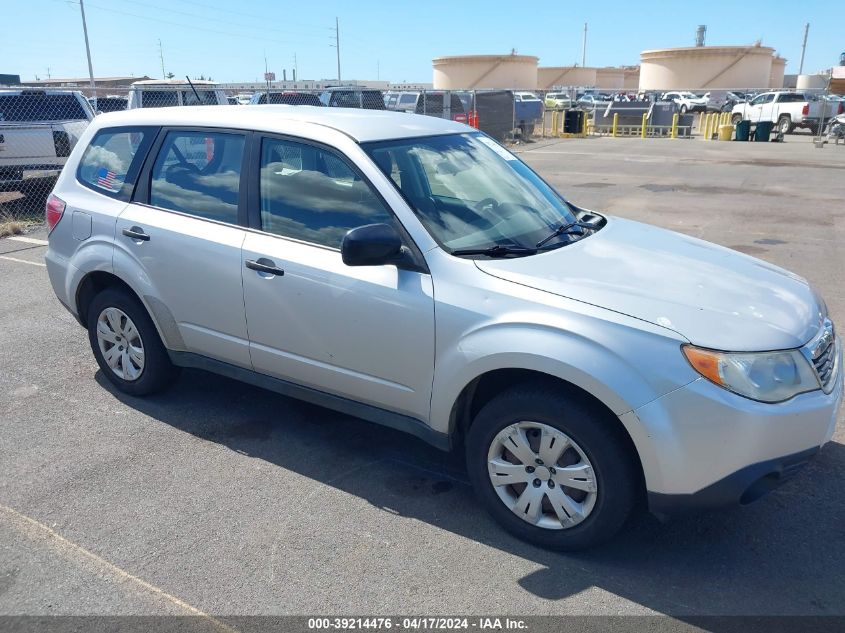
[341,223,404,267]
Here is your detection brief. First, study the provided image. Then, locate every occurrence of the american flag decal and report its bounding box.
[96,167,119,191]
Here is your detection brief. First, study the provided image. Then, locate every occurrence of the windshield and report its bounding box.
[363,133,580,253]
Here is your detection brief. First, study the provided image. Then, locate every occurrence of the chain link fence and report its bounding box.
[2,83,842,230]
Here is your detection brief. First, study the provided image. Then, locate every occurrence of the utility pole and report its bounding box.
[158,39,166,79]
[293,53,298,82]
[78,0,96,92]
[335,17,341,82]
[798,23,809,75]
[581,22,587,67]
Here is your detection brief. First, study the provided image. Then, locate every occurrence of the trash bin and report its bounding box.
[563,110,584,134]
[735,119,751,141]
[718,124,733,141]
[754,120,773,142]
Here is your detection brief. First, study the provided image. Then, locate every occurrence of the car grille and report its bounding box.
[812,334,836,391]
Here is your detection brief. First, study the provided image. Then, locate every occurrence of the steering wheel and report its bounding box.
[474,197,499,213]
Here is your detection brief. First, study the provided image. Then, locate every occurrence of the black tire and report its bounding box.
[87,287,179,396]
[777,115,793,135]
[679,104,688,115]
[465,384,639,550]
[731,114,742,125]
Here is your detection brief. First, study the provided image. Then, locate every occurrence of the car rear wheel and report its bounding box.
[777,115,793,135]
[465,385,639,550]
[87,287,179,396]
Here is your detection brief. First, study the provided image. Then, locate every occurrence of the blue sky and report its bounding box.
[3,0,841,83]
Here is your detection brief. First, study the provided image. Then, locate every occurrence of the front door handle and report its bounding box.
[122,226,150,241]
[245,258,285,277]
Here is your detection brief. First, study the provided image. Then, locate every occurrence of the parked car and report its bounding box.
[45,106,842,551]
[731,91,844,134]
[660,91,708,114]
[226,96,238,105]
[127,79,228,109]
[0,89,93,200]
[249,91,323,106]
[576,94,605,110]
[544,92,574,110]
[393,91,467,122]
[236,93,253,105]
[319,87,385,110]
[383,91,401,110]
[89,96,128,114]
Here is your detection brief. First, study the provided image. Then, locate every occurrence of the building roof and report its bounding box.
[22,76,151,84]
[94,105,468,142]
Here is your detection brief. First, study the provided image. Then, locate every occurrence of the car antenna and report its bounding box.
[185,75,202,104]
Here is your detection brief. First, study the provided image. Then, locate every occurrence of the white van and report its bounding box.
[126,79,228,109]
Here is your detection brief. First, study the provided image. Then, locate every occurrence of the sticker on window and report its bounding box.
[95,167,124,192]
[476,136,517,161]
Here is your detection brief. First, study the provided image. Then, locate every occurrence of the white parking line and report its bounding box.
[0,255,46,267]
[8,236,49,246]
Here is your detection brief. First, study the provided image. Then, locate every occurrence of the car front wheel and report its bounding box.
[465,385,639,550]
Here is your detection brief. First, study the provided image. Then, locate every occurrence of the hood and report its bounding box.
[475,217,824,351]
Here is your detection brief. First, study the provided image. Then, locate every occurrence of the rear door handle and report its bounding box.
[122,227,150,241]
[245,258,285,277]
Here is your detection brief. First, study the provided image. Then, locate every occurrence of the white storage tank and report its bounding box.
[595,67,625,90]
[639,44,776,90]
[769,56,786,89]
[433,54,538,90]
[796,74,828,91]
[537,66,597,89]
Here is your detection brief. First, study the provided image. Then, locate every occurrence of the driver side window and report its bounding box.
[149,130,245,224]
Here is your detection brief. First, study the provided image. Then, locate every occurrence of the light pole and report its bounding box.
[79,0,96,94]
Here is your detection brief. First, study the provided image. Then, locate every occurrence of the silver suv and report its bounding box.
[45,106,842,550]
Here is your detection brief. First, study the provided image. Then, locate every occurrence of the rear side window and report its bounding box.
[361,91,386,110]
[149,131,245,224]
[77,127,155,200]
[258,137,393,248]
[181,90,219,106]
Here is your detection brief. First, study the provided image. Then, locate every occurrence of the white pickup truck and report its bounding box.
[0,89,94,197]
[731,91,843,134]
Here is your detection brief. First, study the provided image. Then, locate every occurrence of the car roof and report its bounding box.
[92,105,469,142]
[0,89,84,95]
[131,79,219,86]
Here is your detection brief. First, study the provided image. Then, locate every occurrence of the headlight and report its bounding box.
[682,345,820,403]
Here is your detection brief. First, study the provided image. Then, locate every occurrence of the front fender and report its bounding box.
[429,319,698,435]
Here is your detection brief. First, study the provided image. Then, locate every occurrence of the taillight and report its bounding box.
[46,194,66,234]
[802,103,809,116]
[839,102,844,115]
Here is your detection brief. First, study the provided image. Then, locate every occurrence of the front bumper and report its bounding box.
[647,446,819,518]
[619,342,842,514]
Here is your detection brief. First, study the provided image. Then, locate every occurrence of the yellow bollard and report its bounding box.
[582,110,588,136]
[551,111,558,136]
[670,113,679,139]
[641,112,648,139]
[612,112,619,138]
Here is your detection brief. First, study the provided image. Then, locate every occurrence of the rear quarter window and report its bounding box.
[77,127,156,200]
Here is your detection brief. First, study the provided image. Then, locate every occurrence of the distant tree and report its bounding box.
[165,72,175,79]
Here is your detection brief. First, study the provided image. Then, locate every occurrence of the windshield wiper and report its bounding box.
[535,221,597,248]
[451,244,538,257]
